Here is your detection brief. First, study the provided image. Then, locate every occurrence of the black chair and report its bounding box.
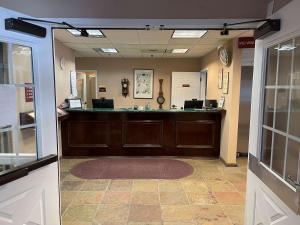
[184,100,203,109]
[92,99,114,109]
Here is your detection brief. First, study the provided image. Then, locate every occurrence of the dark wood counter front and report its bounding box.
[61,109,223,157]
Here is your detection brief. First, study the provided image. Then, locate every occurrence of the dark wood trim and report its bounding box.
[123,144,163,148]
[122,120,164,148]
[249,153,300,214]
[0,154,58,186]
[176,145,215,149]
[61,110,223,157]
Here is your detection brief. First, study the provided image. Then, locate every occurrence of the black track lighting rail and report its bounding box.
[17,17,89,37]
[11,17,279,39]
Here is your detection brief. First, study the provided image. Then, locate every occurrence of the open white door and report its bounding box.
[171,72,201,108]
[245,0,300,224]
[0,7,60,225]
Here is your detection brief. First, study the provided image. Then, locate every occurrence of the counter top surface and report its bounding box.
[66,108,224,113]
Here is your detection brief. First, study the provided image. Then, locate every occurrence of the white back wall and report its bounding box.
[54,39,76,106]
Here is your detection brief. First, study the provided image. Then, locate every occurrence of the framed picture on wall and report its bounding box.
[218,69,223,89]
[218,96,225,109]
[133,69,154,99]
[222,72,229,94]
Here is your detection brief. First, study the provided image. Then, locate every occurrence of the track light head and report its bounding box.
[80,29,89,37]
[220,23,229,36]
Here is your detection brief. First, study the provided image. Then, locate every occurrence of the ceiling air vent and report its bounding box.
[141,49,166,54]
[93,48,102,53]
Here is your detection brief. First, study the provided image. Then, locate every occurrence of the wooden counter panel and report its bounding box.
[122,120,163,148]
[67,121,110,147]
[61,110,222,157]
[175,120,216,147]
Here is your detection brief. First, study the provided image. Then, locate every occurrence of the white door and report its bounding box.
[245,0,300,224]
[171,72,201,108]
[0,7,60,225]
[200,70,207,100]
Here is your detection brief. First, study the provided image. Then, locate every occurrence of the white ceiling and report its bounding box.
[54,29,253,58]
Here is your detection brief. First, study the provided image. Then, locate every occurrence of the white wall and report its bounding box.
[54,39,76,106]
[200,39,242,165]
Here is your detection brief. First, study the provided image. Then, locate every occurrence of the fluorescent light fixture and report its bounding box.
[172,49,188,54]
[86,29,104,37]
[67,29,104,37]
[67,29,81,36]
[275,44,296,51]
[101,48,118,53]
[172,30,207,38]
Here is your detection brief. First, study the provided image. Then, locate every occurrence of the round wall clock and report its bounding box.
[60,57,65,70]
[218,46,230,66]
[157,96,165,104]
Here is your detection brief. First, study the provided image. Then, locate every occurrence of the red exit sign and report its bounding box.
[238,37,255,48]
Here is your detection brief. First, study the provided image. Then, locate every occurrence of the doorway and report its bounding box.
[53,28,249,225]
[76,70,97,108]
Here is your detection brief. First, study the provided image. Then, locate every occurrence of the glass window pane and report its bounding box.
[289,89,300,138]
[263,89,275,127]
[285,139,300,182]
[293,37,300,85]
[261,128,273,166]
[16,87,35,126]
[266,46,278,86]
[275,88,289,132]
[19,127,36,154]
[272,133,286,176]
[12,45,33,84]
[0,128,13,153]
[277,40,293,86]
[0,43,9,84]
[0,41,37,172]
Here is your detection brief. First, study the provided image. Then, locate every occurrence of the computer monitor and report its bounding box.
[92,99,114,109]
[204,99,218,108]
[184,100,203,109]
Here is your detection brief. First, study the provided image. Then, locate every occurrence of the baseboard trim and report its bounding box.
[237,152,249,157]
[220,157,238,167]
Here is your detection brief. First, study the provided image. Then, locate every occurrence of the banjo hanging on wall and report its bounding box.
[157,79,165,109]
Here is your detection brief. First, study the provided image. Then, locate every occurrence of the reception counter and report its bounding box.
[61,108,224,157]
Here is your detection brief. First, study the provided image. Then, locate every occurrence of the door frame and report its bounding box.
[200,68,208,100]
[76,69,98,100]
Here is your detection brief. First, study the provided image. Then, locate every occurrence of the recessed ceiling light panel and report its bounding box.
[101,48,118,53]
[86,29,104,37]
[172,30,207,38]
[171,49,188,54]
[67,29,104,38]
[67,29,81,36]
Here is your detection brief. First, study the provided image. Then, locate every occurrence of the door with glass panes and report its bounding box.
[245,0,300,224]
[0,7,60,225]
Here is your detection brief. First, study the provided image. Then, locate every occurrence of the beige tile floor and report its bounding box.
[60,157,248,225]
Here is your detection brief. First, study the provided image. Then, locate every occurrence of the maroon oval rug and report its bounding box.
[71,158,194,179]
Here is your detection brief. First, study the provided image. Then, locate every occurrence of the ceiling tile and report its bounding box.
[120,53,142,58]
[138,30,173,44]
[168,38,200,45]
[54,29,253,59]
[103,30,140,44]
